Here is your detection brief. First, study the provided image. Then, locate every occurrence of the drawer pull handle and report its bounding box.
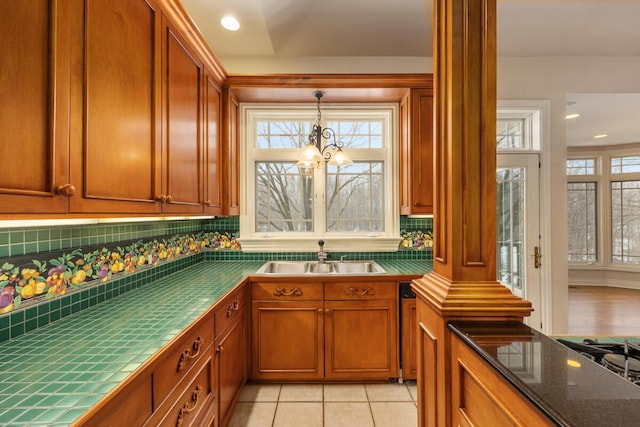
[226,298,240,317]
[176,384,203,427]
[177,336,203,372]
[346,287,376,296]
[273,287,303,297]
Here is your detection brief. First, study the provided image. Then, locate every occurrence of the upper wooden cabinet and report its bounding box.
[1,0,229,217]
[204,74,224,215]
[223,89,240,216]
[159,15,203,214]
[0,0,71,214]
[69,0,163,214]
[400,87,434,215]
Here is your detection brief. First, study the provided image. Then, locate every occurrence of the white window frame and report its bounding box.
[566,156,601,265]
[239,103,400,252]
[568,144,640,272]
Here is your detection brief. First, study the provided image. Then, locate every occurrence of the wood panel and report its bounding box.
[324,300,397,380]
[160,15,203,213]
[70,0,162,214]
[204,73,223,214]
[401,298,417,380]
[450,333,554,427]
[75,368,153,426]
[251,301,324,380]
[0,0,71,213]
[410,88,434,214]
[217,312,245,426]
[223,89,240,215]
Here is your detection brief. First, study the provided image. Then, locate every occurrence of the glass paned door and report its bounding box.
[497,154,541,329]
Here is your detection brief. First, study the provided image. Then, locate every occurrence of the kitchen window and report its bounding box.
[566,158,599,263]
[610,155,640,264]
[239,104,399,252]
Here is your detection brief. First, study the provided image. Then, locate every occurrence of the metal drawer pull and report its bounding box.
[346,287,376,296]
[273,287,303,297]
[176,385,203,427]
[177,336,203,372]
[226,298,240,317]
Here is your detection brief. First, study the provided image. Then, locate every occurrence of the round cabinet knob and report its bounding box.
[165,195,173,203]
[204,200,212,206]
[155,195,167,203]
[55,184,76,197]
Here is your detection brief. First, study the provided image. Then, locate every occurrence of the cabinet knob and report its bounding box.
[155,195,167,203]
[55,184,76,197]
[216,345,224,353]
[166,195,173,203]
[204,200,212,206]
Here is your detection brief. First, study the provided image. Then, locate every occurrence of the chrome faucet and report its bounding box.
[317,240,328,263]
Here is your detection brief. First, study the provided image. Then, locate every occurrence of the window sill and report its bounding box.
[238,236,402,253]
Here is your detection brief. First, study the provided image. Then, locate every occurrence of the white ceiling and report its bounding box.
[180,0,640,147]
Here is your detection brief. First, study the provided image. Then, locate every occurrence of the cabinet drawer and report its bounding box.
[150,351,216,427]
[324,281,397,300]
[152,312,214,407]
[252,282,323,301]
[215,284,247,337]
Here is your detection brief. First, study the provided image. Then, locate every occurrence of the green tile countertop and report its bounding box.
[0,261,263,427]
[0,258,430,426]
[376,259,432,276]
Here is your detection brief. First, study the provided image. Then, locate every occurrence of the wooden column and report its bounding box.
[412,0,533,426]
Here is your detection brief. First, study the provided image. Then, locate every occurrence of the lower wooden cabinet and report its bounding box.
[78,373,153,427]
[215,284,249,426]
[251,300,325,380]
[146,348,217,427]
[401,297,418,380]
[250,280,398,381]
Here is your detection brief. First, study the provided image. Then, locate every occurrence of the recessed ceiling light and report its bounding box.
[593,134,608,139]
[565,113,580,120]
[221,16,240,31]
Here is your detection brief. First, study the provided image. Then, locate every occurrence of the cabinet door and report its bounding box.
[203,73,223,214]
[160,15,203,213]
[251,301,324,380]
[399,91,412,215]
[223,89,240,215]
[68,0,162,214]
[325,299,398,380]
[0,0,71,214]
[217,312,245,426]
[401,298,418,380]
[410,88,434,214]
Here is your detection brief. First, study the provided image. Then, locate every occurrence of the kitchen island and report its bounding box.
[449,321,640,426]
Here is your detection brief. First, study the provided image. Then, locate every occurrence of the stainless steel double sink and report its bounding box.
[255,260,385,275]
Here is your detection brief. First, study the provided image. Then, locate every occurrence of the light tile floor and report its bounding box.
[228,382,418,427]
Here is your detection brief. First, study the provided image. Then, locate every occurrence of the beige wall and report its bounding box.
[498,56,640,333]
[225,55,640,333]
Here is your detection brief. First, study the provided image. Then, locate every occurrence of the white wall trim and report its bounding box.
[498,100,552,333]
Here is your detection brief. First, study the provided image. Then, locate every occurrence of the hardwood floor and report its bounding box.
[569,286,640,336]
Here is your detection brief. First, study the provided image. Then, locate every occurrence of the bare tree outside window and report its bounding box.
[611,181,640,264]
[567,182,597,262]
[253,118,386,234]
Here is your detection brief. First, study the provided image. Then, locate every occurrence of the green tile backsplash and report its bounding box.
[0,215,432,343]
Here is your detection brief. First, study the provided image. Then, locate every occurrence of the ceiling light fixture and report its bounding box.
[221,16,240,31]
[593,134,608,139]
[296,91,353,169]
[565,113,581,119]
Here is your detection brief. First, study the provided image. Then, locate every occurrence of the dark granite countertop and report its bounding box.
[449,321,640,427]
